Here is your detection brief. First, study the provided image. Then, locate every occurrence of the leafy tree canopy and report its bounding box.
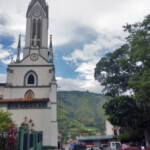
[103,96,144,127]
[0,109,13,132]
[95,14,150,145]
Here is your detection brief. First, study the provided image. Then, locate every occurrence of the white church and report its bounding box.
[0,0,58,148]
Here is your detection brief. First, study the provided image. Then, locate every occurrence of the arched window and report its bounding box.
[25,90,34,99]
[37,19,41,47]
[32,19,36,46]
[24,70,38,86]
[28,74,34,84]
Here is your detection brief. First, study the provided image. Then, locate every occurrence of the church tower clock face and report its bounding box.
[30,53,39,61]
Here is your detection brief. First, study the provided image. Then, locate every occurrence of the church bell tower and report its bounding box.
[3,0,58,148]
[24,0,49,60]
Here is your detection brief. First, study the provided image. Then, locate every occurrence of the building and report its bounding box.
[105,120,119,137]
[0,0,58,148]
[0,83,5,99]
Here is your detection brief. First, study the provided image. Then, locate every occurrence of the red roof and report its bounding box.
[0,98,49,103]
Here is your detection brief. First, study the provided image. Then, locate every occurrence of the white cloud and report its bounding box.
[0,44,12,65]
[56,77,103,93]
[1,0,148,47]
[1,0,150,93]
[62,35,124,93]
[50,0,150,46]
[63,34,124,64]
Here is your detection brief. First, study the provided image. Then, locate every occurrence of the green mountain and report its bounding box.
[57,91,108,138]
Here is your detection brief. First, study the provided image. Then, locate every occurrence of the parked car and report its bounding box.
[91,145,108,150]
[101,145,109,150]
[86,146,92,150]
[118,143,141,150]
[91,146,102,150]
[74,144,86,150]
[108,141,122,150]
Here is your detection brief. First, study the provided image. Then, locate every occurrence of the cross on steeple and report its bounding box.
[31,35,40,47]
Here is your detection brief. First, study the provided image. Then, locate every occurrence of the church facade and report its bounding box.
[1,0,58,148]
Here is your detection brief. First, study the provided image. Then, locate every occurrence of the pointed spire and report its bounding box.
[49,35,53,63]
[30,0,46,7]
[27,0,48,18]
[16,35,21,62]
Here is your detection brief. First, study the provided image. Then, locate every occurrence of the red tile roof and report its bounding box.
[0,98,49,103]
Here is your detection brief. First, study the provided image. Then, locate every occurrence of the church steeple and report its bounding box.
[49,35,53,63]
[24,0,49,60]
[16,35,21,62]
[4,0,58,147]
[26,0,48,18]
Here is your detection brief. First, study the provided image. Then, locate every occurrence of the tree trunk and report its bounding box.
[144,127,150,149]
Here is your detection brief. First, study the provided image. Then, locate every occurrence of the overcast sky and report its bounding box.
[0,0,150,93]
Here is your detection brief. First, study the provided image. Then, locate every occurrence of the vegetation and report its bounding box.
[21,116,35,132]
[57,91,107,141]
[0,109,13,132]
[95,14,150,147]
[5,122,18,149]
[118,127,144,143]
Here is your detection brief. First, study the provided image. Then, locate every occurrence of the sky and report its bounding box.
[0,0,150,93]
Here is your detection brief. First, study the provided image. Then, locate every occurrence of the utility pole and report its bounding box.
[68,131,71,150]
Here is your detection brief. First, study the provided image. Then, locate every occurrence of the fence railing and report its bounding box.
[0,131,18,150]
[0,127,43,150]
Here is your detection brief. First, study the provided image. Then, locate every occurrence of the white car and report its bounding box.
[108,142,121,150]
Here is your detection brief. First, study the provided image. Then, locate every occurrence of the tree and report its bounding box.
[118,127,144,143]
[103,96,144,142]
[6,122,18,149]
[103,96,143,127]
[95,15,150,147]
[95,44,132,97]
[0,109,13,132]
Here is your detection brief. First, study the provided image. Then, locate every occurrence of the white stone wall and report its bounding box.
[40,48,48,60]
[105,120,114,135]
[0,85,4,97]
[41,18,48,48]
[49,84,57,103]
[23,49,30,59]
[50,122,58,146]
[25,18,31,48]
[9,108,52,146]
[4,87,50,99]
[51,104,57,121]
[5,65,52,87]
[105,120,120,136]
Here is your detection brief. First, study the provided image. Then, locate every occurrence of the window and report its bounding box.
[8,102,47,109]
[28,74,34,84]
[24,70,38,86]
[32,19,36,46]
[25,90,34,99]
[114,129,117,135]
[37,19,41,47]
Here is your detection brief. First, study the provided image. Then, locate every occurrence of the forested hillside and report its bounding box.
[57,91,107,138]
